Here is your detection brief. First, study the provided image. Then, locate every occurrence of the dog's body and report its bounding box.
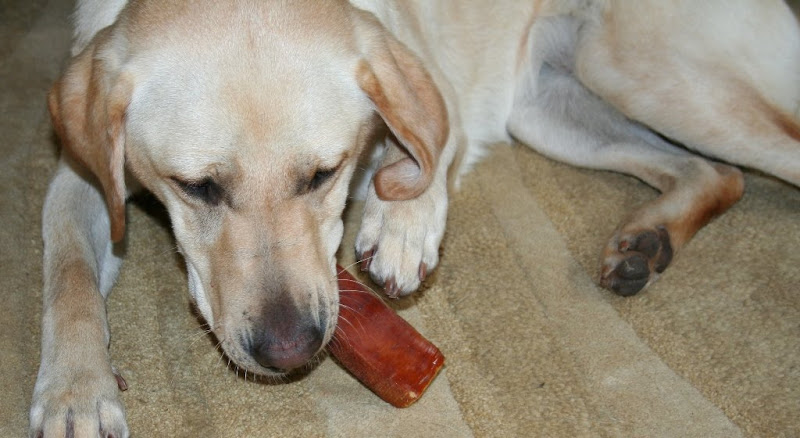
[31,0,800,436]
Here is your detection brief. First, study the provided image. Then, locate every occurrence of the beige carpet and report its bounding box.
[2,1,799,436]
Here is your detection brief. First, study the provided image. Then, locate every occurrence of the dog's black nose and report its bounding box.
[249,324,323,372]
[246,297,325,372]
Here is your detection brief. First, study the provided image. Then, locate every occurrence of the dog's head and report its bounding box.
[48,0,447,375]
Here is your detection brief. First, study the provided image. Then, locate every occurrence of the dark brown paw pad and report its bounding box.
[601,227,673,296]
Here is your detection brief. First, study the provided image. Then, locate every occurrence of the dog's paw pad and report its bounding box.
[619,227,673,273]
[601,253,650,296]
[601,226,673,296]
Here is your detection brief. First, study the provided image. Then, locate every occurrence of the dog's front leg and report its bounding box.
[356,134,455,298]
[30,159,128,438]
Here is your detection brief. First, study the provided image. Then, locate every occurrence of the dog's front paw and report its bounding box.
[356,184,447,298]
[30,366,128,438]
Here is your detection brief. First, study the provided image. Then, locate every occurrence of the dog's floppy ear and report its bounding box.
[355,20,449,201]
[48,30,133,242]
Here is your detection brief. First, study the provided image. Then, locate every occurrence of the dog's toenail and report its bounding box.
[384,278,400,298]
[359,249,374,272]
[113,371,128,391]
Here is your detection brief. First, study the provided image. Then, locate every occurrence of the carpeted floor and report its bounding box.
[2,1,799,436]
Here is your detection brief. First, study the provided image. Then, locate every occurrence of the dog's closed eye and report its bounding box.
[171,177,224,206]
[309,168,337,191]
[297,166,340,195]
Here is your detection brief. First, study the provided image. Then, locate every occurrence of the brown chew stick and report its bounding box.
[329,266,445,408]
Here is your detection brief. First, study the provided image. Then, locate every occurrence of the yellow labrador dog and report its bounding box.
[32,0,800,436]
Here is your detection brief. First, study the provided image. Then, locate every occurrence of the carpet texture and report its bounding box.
[2,1,799,436]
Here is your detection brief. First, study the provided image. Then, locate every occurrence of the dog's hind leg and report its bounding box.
[573,0,800,188]
[508,16,744,295]
[30,157,129,438]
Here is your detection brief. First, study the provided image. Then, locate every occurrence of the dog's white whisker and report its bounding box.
[155,244,181,258]
[337,304,367,320]
[336,314,370,339]
[180,327,215,351]
[337,280,384,300]
[336,314,359,332]
[329,332,354,351]
[335,260,366,277]
[210,336,228,371]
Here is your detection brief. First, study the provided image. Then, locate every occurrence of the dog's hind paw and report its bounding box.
[29,367,129,438]
[599,226,673,296]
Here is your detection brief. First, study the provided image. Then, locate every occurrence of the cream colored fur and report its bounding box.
[32,1,800,436]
